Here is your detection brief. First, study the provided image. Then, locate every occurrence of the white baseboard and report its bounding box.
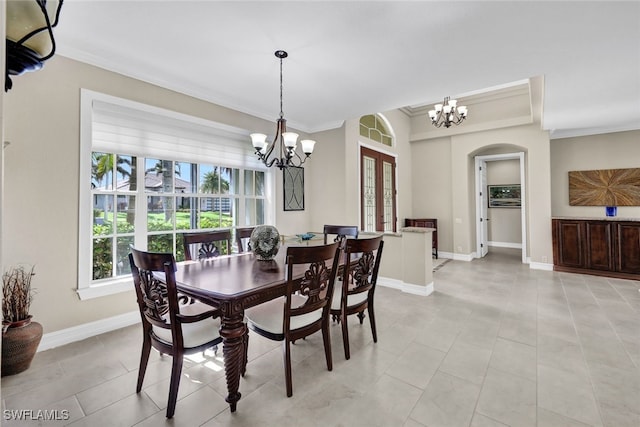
[452,252,474,262]
[378,277,433,296]
[38,311,139,352]
[488,241,523,249]
[529,261,554,271]
[437,251,455,259]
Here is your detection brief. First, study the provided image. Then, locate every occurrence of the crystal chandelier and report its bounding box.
[250,50,316,169]
[428,96,468,128]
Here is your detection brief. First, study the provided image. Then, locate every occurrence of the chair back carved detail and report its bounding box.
[183,230,232,260]
[323,225,359,248]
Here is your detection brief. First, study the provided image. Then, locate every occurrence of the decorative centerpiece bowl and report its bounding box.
[250,225,281,261]
[296,233,315,241]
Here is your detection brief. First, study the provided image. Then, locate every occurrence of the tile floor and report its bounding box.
[2,247,639,426]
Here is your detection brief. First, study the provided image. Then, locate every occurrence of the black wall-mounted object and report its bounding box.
[5,0,64,91]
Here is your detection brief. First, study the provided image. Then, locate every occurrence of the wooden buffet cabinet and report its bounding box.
[552,218,640,279]
[404,218,438,258]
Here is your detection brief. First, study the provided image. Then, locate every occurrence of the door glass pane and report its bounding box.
[363,156,376,232]
[383,161,394,232]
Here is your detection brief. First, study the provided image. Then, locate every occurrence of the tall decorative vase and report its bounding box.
[250,225,281,261]
[2,316,43,376]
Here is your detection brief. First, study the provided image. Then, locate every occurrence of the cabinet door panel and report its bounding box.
[616,223,640,274]
[556,221,585,268]
[586,222,613,270]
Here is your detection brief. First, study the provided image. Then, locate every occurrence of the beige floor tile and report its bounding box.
[476,367,536,427]
[537,364,603,427]
[410,371,481,427]
[470,413,509,427]
[66,393,159,427]
[488,337,536,381]
[439,340,492,384]
[384,342,446,389]
[536,408,593,427]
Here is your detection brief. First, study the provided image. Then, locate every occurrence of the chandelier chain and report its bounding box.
[279,54,284,120]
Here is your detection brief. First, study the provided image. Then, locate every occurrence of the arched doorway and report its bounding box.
[475,152,527,263]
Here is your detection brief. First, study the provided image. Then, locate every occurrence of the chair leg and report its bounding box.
[322,319,333,371]
[368,303,378,343]
[283,340,293,397]
[357,310,366,325]
[341,311,351,360]
[136,337,152,392]
[166,354,184,418]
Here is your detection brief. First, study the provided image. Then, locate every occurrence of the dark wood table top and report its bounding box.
[172,241,331,305]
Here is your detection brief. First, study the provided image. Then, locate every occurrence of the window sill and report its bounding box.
[76,277,134,300]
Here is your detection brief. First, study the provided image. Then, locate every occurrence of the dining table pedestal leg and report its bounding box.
[220,312,246,412]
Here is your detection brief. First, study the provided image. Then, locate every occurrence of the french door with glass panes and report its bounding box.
[360,146,396,232]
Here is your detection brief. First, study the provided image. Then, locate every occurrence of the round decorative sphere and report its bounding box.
[250,225,281,261]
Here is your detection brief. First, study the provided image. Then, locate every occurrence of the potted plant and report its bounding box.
[2,265,42,376]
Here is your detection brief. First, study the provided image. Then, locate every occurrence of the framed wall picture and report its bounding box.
[488,184,521,208]
[283,166,304,211]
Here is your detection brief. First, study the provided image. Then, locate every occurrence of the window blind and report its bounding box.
[87,91,265,170]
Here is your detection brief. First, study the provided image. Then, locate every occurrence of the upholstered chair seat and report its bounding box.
[330,289,368,311]
[245,295,323,335]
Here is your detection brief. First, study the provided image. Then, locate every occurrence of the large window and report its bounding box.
[79,90,271,299]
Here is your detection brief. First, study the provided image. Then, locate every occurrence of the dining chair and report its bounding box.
[128,247,223,418]
[323,224,359,248]
[183,230,232,260]
[244,242,341,397]
[330,236,384,360]
[235,227,255,253]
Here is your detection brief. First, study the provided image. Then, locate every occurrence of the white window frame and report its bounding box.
[78,89,273,300]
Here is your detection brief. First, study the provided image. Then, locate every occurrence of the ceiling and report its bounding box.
[52,1,640,138]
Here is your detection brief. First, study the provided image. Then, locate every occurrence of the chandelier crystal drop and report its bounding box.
[250,50,315,169]
[428,96,468,128]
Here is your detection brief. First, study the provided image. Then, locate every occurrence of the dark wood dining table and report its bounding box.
[168,238,334,412]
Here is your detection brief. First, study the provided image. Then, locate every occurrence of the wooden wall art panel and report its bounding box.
[569,168,640,206]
